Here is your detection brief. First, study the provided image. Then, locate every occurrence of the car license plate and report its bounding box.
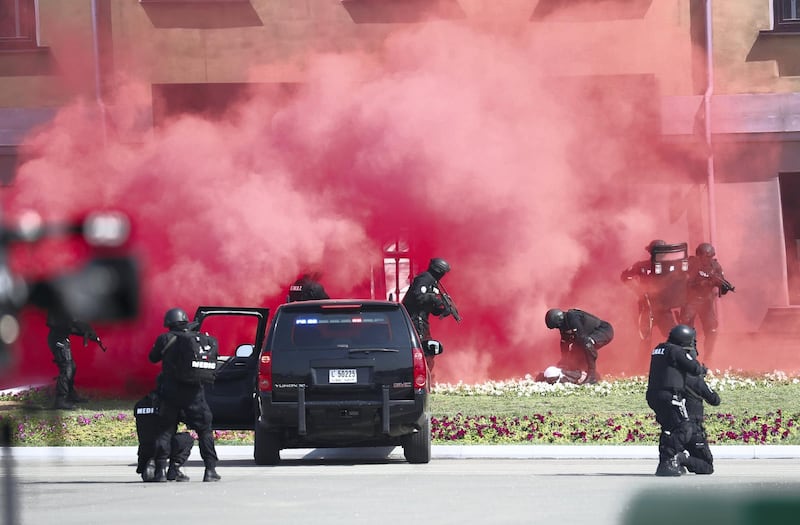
[329,369,357,384]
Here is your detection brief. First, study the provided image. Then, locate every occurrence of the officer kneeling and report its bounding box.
[134,389,193,482]
[645,324,707,476]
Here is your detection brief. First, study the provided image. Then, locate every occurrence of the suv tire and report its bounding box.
[254,425,281,465]
[402,415,432,464]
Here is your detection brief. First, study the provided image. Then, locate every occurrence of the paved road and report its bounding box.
[3,446,800,525]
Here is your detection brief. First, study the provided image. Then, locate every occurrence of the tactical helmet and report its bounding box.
[696,242,715,258]
[545,308,565,329]
[646,239,667,253]
[428,258,451,280]
[163,307,188,328]
[667,324,696,347]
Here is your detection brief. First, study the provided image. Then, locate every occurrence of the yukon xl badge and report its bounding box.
[392,382,412,388]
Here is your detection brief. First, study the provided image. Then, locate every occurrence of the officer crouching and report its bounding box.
[134,388,193,482]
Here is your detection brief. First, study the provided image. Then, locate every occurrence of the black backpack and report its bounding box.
[165,330,219,384]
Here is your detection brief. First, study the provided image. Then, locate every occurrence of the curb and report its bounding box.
[5,445,800,461]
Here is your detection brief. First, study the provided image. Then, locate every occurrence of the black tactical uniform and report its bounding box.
[287,273,330,302]
[46,310,99,409]
[646,324,707,476]
[134,389,193,482]
[620,240,682,340]
[680,243,733,360]
[402,258,451,371]
[682,371,720,474]
[148,308,220,482]
[545,308,614,384]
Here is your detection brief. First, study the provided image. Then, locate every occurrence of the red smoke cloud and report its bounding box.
[2,16,793,394]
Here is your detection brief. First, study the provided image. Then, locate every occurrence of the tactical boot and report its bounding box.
[53,397,76,410]
[142,459,156,482]
[153,461,168,482]
[203,468,221,482]
[654,454,682,477]
[585,371,599,385]
[167,462,190,482]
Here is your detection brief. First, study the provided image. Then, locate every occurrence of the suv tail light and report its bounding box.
[412,347,427,389]
[258,351,273,392]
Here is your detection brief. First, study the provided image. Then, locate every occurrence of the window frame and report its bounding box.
[0,0,38,51]
[774,0,800,32]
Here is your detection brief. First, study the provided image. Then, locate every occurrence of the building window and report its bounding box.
[774,0,800,32]
[530,0,651,22]
[0,0,38,50]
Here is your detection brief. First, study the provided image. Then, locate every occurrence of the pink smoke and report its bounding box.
[1,15,791,394]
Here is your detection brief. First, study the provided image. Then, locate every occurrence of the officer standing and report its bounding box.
[544,308,614,385]
[620,239,680,340]
[46,308,101,409]
[287,272,330,302]
[148,307,221,482]
[646,324,707,476]
[402,258,452,371]
[134,388,193,482]
[680,242,734,361]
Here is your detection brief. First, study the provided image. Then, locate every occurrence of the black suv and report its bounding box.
[197,300,435,465]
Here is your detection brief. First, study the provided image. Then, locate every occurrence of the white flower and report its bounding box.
[430,370,799,397]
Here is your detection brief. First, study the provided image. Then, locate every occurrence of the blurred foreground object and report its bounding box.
[0,209,140,367]
[623,488,800,525]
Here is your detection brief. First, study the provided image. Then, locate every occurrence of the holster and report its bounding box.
[670,395,688,419]
[52,340,73,362]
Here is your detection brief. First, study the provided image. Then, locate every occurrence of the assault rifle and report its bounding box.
[698,268,735,296]
[94,336,108,353]
[83,332,107,353]
[711,274,736,296]
[438,282,462,323]
[74,320,107,352]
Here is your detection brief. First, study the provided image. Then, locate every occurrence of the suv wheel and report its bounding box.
[402,415,431,464]
[254,424,281,465]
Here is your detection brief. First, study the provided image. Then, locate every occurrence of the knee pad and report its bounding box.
[673,420,693,449]
[658,430,676,457]
[695,443,714,465]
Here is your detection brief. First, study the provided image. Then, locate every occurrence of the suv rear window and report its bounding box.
[272,309,413,351]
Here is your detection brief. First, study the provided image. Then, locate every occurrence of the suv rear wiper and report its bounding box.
[348,348,399,354]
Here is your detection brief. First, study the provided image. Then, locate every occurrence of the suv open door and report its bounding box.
[193,306,269,430]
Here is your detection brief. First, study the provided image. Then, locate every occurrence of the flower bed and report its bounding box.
[430,410,795,445]
[429,371,800,445]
